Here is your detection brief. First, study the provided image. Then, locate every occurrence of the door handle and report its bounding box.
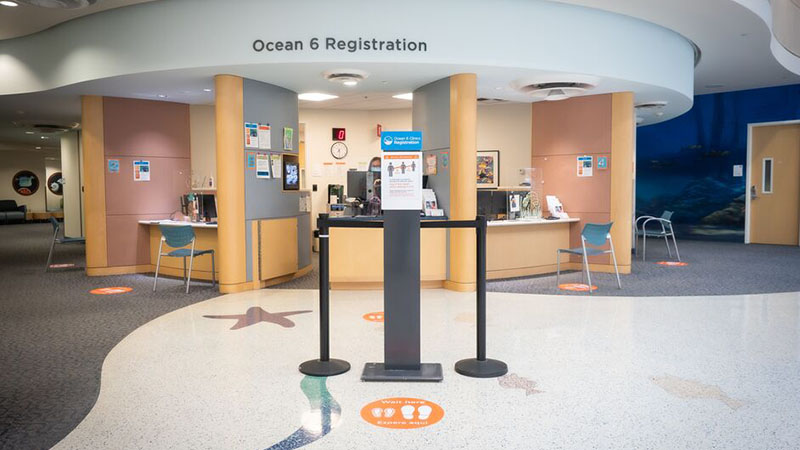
[750,185,758,200]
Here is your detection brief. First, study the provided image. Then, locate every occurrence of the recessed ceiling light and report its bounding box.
[298,93,339,102]
[0,1,19,7]
[495,87,503,90]
[24,131,34,135]
[35,146,42,150]
[392,93,413,101]
[343,80,358,87]
[157,94,167,98]
[40,136,49,139]
[203,88,212,92]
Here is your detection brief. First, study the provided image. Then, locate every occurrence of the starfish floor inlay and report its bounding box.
[203,306,312,330]
[498,373,543,396]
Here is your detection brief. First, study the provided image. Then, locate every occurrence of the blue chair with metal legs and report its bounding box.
[45,217,85,272]
[556,222,622,294]
[635,211,680,262]
[153,225,215,294]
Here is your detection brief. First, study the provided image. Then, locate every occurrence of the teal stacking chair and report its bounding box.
[635,211,680,262]
[45,217,85,272]
[153,225,215,294]
[556,222,621,293]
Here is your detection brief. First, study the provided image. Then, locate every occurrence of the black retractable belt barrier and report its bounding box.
[299,213,351,377]
[299,214,507,379]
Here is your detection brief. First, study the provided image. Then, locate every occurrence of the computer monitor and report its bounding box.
[199,194,217,221]
[347,170,367,200]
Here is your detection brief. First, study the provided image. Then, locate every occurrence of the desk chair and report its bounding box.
[153,225,215,294]
[45,217,85,272]
[556,222,621,294]
[635,211,680,262]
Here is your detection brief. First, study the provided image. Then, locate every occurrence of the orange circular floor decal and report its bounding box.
[90,287,133,295]
[657,261,688,267]
[363,312,384,322]
[360,398,443,429]
[558,283,597,292]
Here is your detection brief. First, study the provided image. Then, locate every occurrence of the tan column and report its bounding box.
[609,92,634,274]
[81,96,108,273]
[445,74,478,292]
[214,75,249,293]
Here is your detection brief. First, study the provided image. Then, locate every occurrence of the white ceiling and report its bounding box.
[553,0,800,95]
[0,0,156,40]
[1,0,799,153]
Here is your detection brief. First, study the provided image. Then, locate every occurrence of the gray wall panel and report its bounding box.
[242,78,306,280]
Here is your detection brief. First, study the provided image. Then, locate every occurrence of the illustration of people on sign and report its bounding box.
[411,161,416,172]
[400,162,407,174]
[387,162,394,177]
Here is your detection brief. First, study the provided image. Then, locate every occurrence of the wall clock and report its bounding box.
[330,141,348,159]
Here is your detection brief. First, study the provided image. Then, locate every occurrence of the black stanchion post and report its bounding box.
[454,215,508,378]
[299,213,350,377]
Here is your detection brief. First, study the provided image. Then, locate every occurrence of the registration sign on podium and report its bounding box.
[361,131,443,382]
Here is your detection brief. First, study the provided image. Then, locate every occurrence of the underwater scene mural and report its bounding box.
[636,84,800,241]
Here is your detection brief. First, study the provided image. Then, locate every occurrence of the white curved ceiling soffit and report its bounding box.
[0,0,157,40]
[0,0,799,150]
[552,0,800,93]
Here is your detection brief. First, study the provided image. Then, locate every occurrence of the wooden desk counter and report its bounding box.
[329,227,447,290]
[139,220,219,281]
[487,218,580,280]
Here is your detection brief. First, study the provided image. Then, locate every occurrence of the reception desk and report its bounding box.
[487,217,580,280]
[139,220,219,281]
[326,216,579,288]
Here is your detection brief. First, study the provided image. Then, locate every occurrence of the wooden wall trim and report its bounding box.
[214,75,248,292]
[81,95,108,270]
[610,92,635,272]
[447,73,478,291]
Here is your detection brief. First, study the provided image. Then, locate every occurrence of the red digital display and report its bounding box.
[332,128,346,141]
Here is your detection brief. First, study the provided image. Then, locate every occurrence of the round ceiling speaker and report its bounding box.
[16,0,98,8]
[323,69,369,86]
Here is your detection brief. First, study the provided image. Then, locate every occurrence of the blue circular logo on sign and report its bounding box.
[383,135,393,146]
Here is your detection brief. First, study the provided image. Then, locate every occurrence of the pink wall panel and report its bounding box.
[104,156,190,216]
[106,214,164,266]
[532,95,612,156]
[533,154,611,214]
[103,97,190,158]
[102,97,192,267]
[532,94,614,255]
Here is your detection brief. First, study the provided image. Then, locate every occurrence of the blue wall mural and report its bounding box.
[636,84,800,241]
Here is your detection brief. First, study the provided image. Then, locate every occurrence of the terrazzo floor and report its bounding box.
[54,288,800,449]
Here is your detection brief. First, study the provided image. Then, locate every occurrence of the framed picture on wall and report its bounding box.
[477,150,500,189]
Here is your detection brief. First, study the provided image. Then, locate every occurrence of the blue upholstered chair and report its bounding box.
[153,225,215,294]
[635,211,680,262]
[556,222,622,293]
[45,217,85,272]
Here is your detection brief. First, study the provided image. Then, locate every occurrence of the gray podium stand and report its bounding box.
[361,210,443,381]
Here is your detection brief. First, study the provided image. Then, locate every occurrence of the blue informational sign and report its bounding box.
[381,131,422,151]
[108,159,119,173]
[597,156,608,169]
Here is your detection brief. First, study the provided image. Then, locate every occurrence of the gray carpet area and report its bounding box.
[0,223,219,450]
[271,239,800,297]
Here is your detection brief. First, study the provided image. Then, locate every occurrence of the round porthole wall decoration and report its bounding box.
[12,170,40,196]
[47,172,64,195]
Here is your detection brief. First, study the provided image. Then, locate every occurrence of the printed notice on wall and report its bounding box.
[270,154,281,178]
[733,165,743,177]
[133,160,150,181]
[245,122,259,149]
[258,124,271,149]
[381,152,422,210]
[256,153,271,178]
[577,155,593,177]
